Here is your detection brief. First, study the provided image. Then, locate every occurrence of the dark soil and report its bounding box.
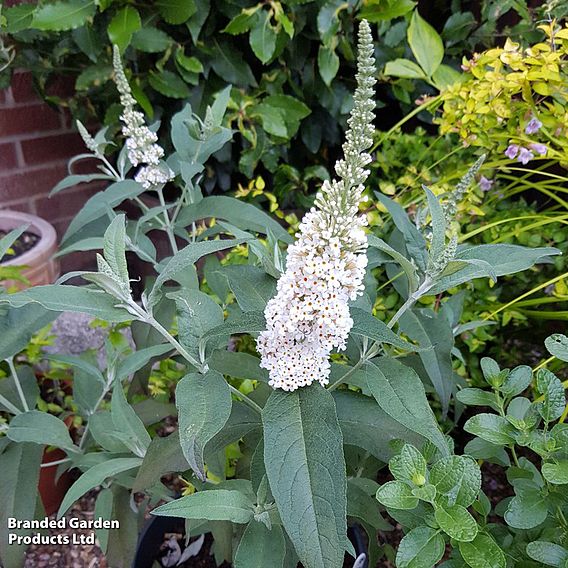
[0,229,40,262]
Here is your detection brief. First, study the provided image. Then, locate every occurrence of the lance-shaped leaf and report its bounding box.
[234,521,286,568]
[176,371,232,481]
[148,239,247,307]
[263,384,348,568]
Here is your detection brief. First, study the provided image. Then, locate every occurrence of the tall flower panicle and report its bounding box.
[256,20,376,392]
[112,46,173,189]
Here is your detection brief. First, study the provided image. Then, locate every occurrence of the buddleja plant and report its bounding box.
[0,20,562,568]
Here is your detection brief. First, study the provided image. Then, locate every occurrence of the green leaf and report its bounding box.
[357,359,449,455]
[430,456,481,508]
[176,371,232,481]
[234,522,286,568]
[396,526,445,568]
[334,387,424,459]
[116,344,172,380]
[72,25,103,62]
[535,369,565,422]
[4,4,36,33]
[407,9,444,77]
[459,533,506,568]
[111,383,151,457]
[209,351,268,383]
[542,461,568,485]
[318,45,340,86]
[384,58,427,79]
[103,214,130,290]
[348,478,390,530]
[75,64,113,91]
[0,286,132,322]
[131,27,173,53]
[423,186,446,263]
[263,384,348,568]
[0,443,43,568]
[435,505,478,542]
[155,0,196,24]
[149,70,191,99]
[504,486,549,529]
[390,445,427,484]
[456,388,499,411]
[94,488,113,554]
[148,238,246,307]
[359,0,416,21]
[350,309,422,352]
[0,304,56,362]
[224,265,277,312]
[376,481,419,510]
[152,489,255,522]
[58,458,142,518]
[526,541,568,567]
[255,103,288,138]
[223,10,257,35]
[500,365,532,398]
[7,410,76,452]
[133,431,190,492]
[0,225,28,260]
[250,10,277,64]
[261,95,311,138]
[464,413,516,445]
[431,64,462,89]
[399,309,454,415]
[176,196,291,243]
[107,6,141,51]
[428,245,560,294]
[210,38,257,87]
[545,334,568,362]
[32,0,95,31]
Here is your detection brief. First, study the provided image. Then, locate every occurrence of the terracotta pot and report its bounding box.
[39,447,72,517]
[0,210,59,288]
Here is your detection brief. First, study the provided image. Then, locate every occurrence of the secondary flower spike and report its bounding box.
[257,20,376,391]
[112,46,174,189]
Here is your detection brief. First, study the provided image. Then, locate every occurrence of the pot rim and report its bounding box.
[0,210,58,267]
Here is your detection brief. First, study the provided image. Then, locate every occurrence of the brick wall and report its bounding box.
[0,71,99,272]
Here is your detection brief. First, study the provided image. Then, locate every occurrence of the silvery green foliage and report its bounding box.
[257,19,375,392]
[0,20,564,568]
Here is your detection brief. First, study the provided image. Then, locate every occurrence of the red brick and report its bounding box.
[10,72,38,104]
[0,105,62,136]
[0,199,33,214]
[0,164,69,202]
[0,143,18,170]
[35,184,99,221]
[21,132,85,165]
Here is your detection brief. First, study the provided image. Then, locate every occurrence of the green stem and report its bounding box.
[7,357,29,412]
[0,393,22,415]
[387,279,433,330]
[327,357,366,392]
[157,187,179,256]
[227,384,263,414]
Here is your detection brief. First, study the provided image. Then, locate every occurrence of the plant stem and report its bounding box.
[40,457,71,469]
[157,187,179,256]
[387,279,433,330]
[227,384,263,414]
[7,357,29,412]
[327,358,366,392]
[0,394,21,415]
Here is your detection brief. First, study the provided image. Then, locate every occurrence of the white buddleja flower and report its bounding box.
[112,46,174,189]
[257,20,376,392]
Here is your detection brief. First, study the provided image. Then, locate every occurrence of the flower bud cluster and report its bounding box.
[112,47,173,189]
[257,20,376,391]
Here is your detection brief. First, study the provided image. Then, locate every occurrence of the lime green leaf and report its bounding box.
[360,0,416,22]
[430,455,481,508]
[407,9,444,77]
[389,444,427,484]
[32,0,95,31]
[396,527,445,568]
[435,504,478,542]
[107,6,141,51]
[431,64,462,89]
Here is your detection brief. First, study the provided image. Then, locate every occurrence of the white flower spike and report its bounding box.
[257,20,376,391]
[112,46,174,189]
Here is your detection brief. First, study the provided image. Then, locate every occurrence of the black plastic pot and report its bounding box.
[133,516,369,568]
